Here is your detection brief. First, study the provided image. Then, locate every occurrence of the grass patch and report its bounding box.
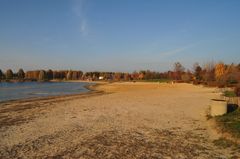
[224,91,237,97]
[136,79,171,83]
[213,137,237,148]
[215,108,240,138]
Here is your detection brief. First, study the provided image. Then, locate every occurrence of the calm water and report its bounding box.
[0,82,92,102]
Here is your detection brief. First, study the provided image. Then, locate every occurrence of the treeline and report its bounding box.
[192,62,240,87]
[0,68,183,82]
[0,62,240,88]
[0,69,161,81]
[0,69,84,81]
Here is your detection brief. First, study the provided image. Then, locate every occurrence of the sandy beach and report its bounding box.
[0,82,239,158]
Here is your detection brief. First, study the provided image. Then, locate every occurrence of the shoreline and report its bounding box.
[0,81,212,105]
[0,80,168,104]
[0,82,106,105]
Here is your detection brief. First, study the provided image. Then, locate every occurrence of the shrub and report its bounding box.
[224,91,236,97]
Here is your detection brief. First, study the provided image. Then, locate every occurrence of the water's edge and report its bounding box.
[0,82,99,104]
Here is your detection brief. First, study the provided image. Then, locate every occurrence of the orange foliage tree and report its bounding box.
[214,62,225,81]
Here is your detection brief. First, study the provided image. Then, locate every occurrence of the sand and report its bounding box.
[0,82,239,158]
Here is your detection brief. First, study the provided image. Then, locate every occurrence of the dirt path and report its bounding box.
[0,82,239,158]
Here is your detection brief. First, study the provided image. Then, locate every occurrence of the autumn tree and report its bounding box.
[131,71,139,80]
[72,71,77,80]
[106,72,114,80]
[145,70,153,80]
[138,70,145,80]
[32,71,40,80]
[237,63,240,71]
[214,62,225,81]
[72,71,83,80]
[114,72,123,81]
[181,73,190,82]
[25,71,38,80]
[17,68,25,79]
[181,70,192,82]
[6,69,13,79]
[53,71,67,80]
[124,73,131,81]
[225,63,239,84]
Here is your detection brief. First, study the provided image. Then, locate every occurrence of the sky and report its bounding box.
[0,0,240,72]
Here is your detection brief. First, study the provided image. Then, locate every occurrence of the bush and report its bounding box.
[215,108,240,138]
[224,91,236,97]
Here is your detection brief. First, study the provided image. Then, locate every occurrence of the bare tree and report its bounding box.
[173,62,185,80]
[203,61,215,82]
[174,62,185,72]
[193,63,202,81]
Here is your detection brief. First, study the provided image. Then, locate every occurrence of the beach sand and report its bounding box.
[0,82,239,158]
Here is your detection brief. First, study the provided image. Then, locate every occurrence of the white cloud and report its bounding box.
[80,19,87,36]
[72,0,88,36]
[159,43,199,57]
[160,47,188,57]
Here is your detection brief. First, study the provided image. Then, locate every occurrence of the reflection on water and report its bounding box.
[0,82,92,102]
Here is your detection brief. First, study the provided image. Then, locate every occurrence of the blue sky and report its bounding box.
[0,0,240,72]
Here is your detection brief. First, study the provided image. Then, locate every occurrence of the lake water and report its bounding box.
[0,82,92,102]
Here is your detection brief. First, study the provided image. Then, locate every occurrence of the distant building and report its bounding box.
[99,76,104,80]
